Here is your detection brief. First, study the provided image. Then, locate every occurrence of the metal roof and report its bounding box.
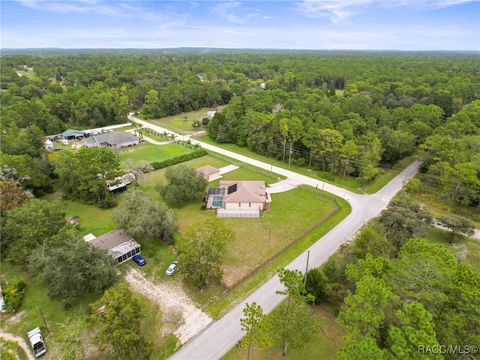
[61,129,85,137]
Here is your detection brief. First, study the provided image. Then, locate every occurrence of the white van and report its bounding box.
[27,328,47,357]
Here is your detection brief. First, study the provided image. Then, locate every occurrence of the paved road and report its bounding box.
[128,113,421,360]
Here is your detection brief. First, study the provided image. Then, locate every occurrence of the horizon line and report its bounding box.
[2,47,479,52]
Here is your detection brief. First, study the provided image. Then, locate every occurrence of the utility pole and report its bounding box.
[269,221,272,243]
[304,250,310,288]
[38,307,50,334]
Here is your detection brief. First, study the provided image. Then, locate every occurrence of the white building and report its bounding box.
[206,180,270,218]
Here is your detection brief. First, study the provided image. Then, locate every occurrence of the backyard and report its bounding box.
[43,191,116,236]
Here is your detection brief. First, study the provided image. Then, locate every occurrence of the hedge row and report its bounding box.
[150,149,208,170]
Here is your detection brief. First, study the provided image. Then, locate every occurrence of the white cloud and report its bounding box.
[2,19,476,50]
[17,0,120,16]
[15,0,183,23]
[297,0,374,22]
[297,0,478,22]
[212,2,245,24]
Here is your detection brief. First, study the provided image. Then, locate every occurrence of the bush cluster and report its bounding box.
[150,149,207,170]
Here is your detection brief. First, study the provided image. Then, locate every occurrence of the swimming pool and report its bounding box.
[212,196,223,208]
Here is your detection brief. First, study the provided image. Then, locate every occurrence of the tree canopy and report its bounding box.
[160,165,208,207]
[114,189,176,244]
[177,218,234,288]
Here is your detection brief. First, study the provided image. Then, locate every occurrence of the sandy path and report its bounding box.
[0,331,34,360]
[125,268,212,344]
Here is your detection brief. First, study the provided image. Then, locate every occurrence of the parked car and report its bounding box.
[165,261,178,276]
[132,255,146,266]
[27,327,47,358]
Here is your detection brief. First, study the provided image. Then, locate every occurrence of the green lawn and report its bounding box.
[43,192,116,236]
[173,187,339,288]
[1,265,100,359]
[139,153,340,288]
[196,135,416,194]
[223,305,343,360]
[186,190,351,318]
[119,142,192,167]
[141,153,281,194]
[39,147,350,322]
[148,108,214,133]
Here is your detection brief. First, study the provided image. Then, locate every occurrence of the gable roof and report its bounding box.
[86,131,138,146]
[197,165,219,177]
[220,180,267,203]
[88,229,134,250]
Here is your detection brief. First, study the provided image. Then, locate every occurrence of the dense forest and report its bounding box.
[2,51,478,204]
[1,50,479,359]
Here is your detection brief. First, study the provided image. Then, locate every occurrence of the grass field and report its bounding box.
[43,191,116,236]
[118,142,192,167]
[37,144,350,326]
[148,108,214,133]
[140,154,282,194]
[223,304,343,360]
[196,135,416,194]
[172,187,339,288]
[186,191,351,318]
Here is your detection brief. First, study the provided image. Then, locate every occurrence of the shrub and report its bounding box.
[305,268,327,304]
[150,149,207,171]
[2,280,27,312]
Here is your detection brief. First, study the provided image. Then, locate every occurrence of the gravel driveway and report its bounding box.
[125,268,212,344]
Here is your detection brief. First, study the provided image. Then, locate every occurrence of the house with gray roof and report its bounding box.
[84,229,140,264]
[84,131,140,148]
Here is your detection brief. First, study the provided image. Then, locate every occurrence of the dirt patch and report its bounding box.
[0,331,34,360]
[4,310,26,325]
[125,268,212,344]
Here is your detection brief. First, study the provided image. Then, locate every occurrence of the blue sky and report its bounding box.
[1,0,479,50]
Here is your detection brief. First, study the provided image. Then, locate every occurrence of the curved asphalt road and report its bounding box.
[128,113,421,360]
